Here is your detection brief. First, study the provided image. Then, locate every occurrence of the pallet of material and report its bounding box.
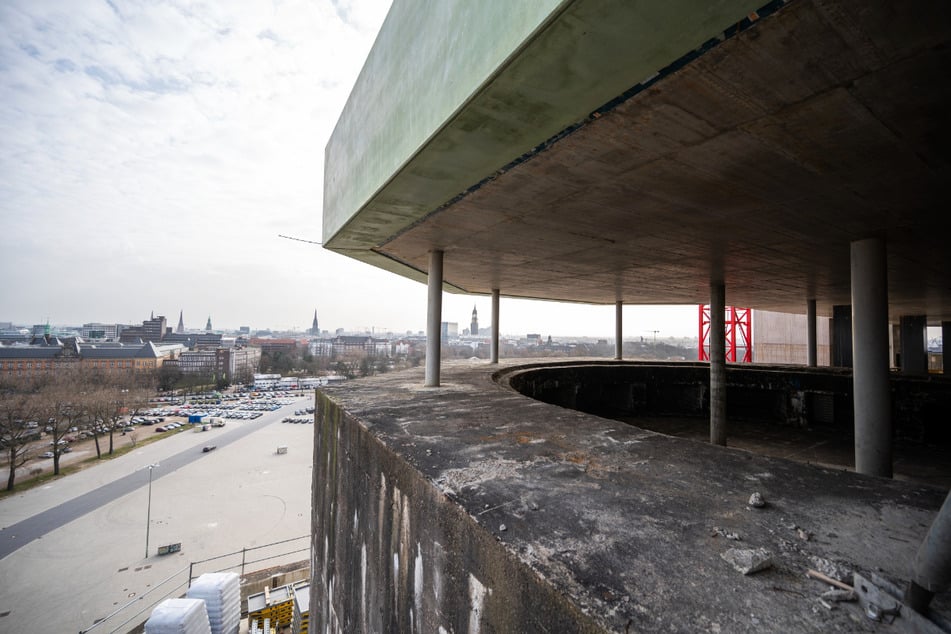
[247,585,294,630]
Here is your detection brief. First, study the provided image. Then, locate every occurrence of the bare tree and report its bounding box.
[0,378,42,491]
[85,373,152,457]
[34,369,90,476]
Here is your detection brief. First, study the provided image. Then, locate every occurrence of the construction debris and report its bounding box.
[721,547,773,575]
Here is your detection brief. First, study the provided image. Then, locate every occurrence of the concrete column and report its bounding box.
[944,322,951,375]
[831,305,853,367]
[425,250,443,387]
[490,289,500,364]
[615,301,623,360]
[900,315,928,376]
[906,489,951,612]
[710,282,727,446]
[807,299,817,367]
[851,237,892,478]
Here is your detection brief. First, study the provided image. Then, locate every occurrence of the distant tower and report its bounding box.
[470,305,479,336]
[310,309,319,335]
[205,316,212,332]
[176,311,185,334]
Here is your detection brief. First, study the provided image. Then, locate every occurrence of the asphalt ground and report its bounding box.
[0,395,314,633]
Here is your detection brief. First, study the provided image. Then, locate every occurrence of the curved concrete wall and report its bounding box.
[502,361,951,443]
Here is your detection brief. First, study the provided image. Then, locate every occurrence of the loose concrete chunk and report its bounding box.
[748,492,766,508]
[721,547,773,575]
[809,556,852,584]
[712,526,742,541]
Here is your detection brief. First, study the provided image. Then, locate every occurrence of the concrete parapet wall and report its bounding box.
[311,389,602,633]
[311,361,948,632]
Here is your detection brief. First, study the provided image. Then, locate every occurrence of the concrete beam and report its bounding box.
[425,250,444,387]
[851,238,891,478]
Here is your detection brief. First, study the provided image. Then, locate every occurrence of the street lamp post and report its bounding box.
[145,463,159,558]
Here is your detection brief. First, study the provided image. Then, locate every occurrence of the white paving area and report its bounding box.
[0,396,315,633]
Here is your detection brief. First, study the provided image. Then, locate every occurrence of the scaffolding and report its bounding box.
[698,305,752,363]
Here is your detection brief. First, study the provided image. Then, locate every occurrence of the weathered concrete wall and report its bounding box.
[312,361,948,632]
[311,389,602,633]
[752,309,831,365]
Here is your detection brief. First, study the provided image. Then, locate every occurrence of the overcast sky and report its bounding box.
[0,0,698,339]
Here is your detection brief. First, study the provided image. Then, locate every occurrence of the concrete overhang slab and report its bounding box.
[324,0,767,249]
[324,0,951,321]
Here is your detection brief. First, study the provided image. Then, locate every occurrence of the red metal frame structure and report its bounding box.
[698,305,752,363]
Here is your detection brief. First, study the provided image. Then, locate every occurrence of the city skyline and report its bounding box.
[1,0,698,339]
[0,300,701,341]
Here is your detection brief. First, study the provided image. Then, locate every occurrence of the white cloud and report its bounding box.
[0,0,699,337]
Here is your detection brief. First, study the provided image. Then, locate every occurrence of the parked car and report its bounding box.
[40,451,54,458]
[154,426,167,433]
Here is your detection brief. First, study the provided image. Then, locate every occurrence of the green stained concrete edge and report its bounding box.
[323,0,767,282]
[345,248,470,293]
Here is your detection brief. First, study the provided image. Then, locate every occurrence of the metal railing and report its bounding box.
[78,534,310,634]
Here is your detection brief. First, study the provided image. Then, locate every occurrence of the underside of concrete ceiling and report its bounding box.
[324,0,951,322]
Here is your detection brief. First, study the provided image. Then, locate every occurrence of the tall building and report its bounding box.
[176,311,185,334]
[470,305,479,336]
[119,315,167,343]
[310,309,320,336]
[81,323,120,340]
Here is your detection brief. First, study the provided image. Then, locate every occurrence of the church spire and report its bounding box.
[311,309,319,335]
[176,310,185,334]
[205,316,212,332]
[470,304,479,336]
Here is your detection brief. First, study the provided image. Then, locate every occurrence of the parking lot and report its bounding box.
[8,391,314,484]
[0,393,316,633]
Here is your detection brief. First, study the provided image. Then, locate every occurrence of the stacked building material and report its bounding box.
[186,572,240,634]
[144,598,211,634]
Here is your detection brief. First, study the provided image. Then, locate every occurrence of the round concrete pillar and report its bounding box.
[615,301,623,360]
[425,250,444,387]
[851,238,891,477]
[490,289,500,364]
[807,299,817,367]
[710,283,727,446]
